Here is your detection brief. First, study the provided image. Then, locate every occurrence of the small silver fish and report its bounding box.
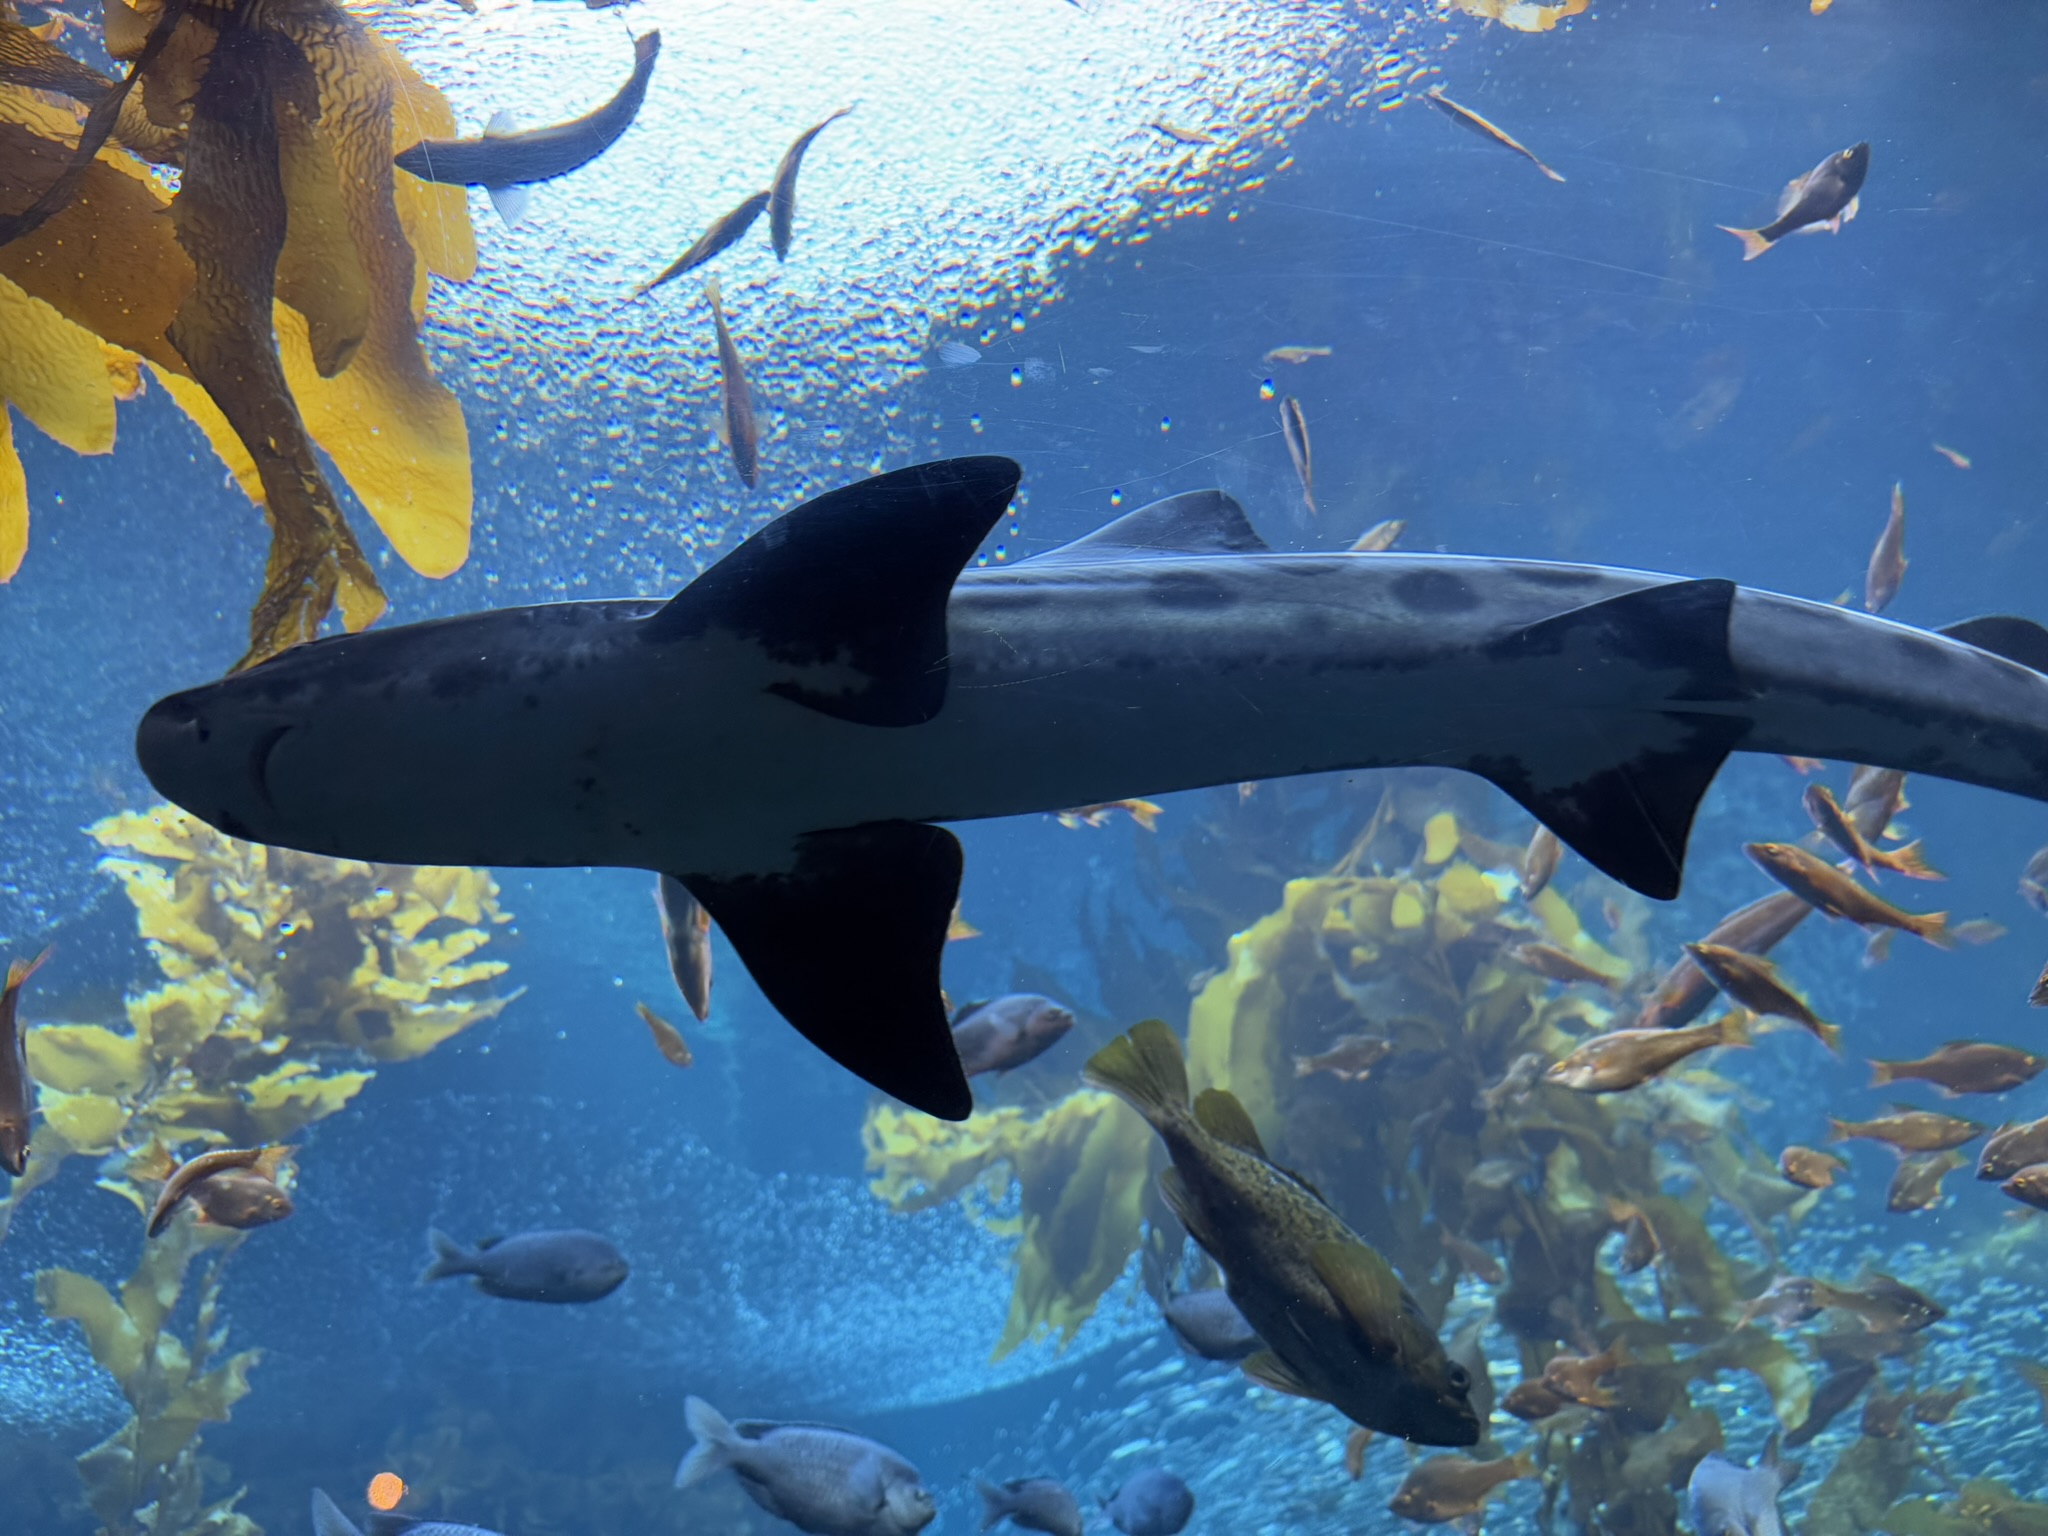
[1279,396,1314,515]
[705,276,760,488]
[768,107,854,261]
[1864,481,1906,613]
[636,191,770,297]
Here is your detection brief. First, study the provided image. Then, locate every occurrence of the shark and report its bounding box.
[135,456,2048,1120]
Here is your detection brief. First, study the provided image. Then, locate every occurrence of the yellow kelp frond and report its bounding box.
[0,270,119,578]
[1443,0,1591,32]
[0,408,21,580]
[865,1089,1155,1358]
[39,1221,264,1536]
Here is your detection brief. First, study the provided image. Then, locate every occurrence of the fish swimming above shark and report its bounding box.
[135,456,2048,1121]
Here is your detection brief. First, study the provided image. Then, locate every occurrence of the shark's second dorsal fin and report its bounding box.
[1028,489,1269,564]
[1939,615,2048,674]
[1472,579,1753,902]
[647,457,1021,726]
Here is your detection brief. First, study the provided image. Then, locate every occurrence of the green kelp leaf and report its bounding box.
[37,1269,145,1388]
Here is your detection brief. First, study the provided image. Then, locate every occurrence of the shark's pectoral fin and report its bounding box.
[681,822,973,1120]
[645,457,1021,726]
[1471,578,1753,901]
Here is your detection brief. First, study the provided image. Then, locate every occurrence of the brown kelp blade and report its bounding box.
[0,0,187,248]
[167,15,384,669]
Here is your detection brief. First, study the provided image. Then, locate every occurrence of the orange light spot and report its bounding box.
[367,1473,406,1512]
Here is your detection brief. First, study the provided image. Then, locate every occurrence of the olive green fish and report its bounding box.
[1084,1019,1478,1445]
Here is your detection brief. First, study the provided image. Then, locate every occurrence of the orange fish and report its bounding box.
[634,1002,695,1068]
[1685,942,1838,1052]
[1055,799,1162,832]
[1744,842,1950,947]
[1801,785,1940,880]
[1779,1145,1846,1189]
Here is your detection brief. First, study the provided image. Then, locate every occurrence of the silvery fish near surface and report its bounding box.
[768,107,854,261]
[705,276,761,489]
[676,1396,936,1536]
[393,31,660,223]
[421,1228,628,1303]
[950,993,1075,1077]
[1083,1019,1479,1445]
[1100,1469,1193,1536]
[978,1477,1082,1536]
[636,190,771,298]
[1278,396,1314,515]
[135,456,2048,1124]
[1423,87,1565,182]
[311,1487,502,1536]
[657,873,714,1021]
[1718,141,1869,261]
[1865,481,1908,613]
[0,944,52,1178]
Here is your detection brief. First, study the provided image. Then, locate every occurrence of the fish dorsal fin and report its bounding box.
[1241,1348,1320,1400]
[475,1234,504,1250]
[647,457,1020,726]
[1472,579,1751,900]
[482,109,518,138]
[1193,1087,1266,1156]
[1311,1238,1410,1343]
[1939,615,2048,674]
[682,821,973,1119]
[1028,489,1269,564]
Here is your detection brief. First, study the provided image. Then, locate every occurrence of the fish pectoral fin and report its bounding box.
[1938,615,2048,674]
[1193,1087,1266,1157]
[680,822,973,1120]
[1028,488,1270,564]
[486,182,534,228]
[1473,579,1752,900]
[1154,1165,1224,1257]
[645,456,1021,726]
[1310,1239,1408,1338]
[1242,1349,1322,1401]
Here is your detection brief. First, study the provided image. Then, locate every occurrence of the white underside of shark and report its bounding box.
[137,457,2048,1118]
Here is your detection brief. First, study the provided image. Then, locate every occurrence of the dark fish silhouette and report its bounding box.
[0,945,52,1178]
[394,32,661,223]
[705,276,760,488]
[421,1228,628,1303]
[636,191,771,298]
[1718,142,1869,261]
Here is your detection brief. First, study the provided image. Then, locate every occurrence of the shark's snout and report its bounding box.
[135,689,272,839]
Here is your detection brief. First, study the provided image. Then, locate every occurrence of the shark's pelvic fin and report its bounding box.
[646,456,1022,726]
[1471,578,1752,901]
[681,821,972,1120]
[1027,488,1270,563]
[1939,615,2048,674]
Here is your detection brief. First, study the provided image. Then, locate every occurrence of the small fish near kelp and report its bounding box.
[1779,1145,1847,1190]
[1870,1041,2045,1096]
[1744,842,1951,946]
[1544,1012,1749,1093]
[1886,1149,1965,1213]
[144,1144,296,1237]
[1083,1019,1479,1444]
[1830,1108,1985,1154]
[951,994,1075,1078]
[1687,1434,1797,1536]
[1801,784,1940,879]
[1718,141,1869,261]
[1389,1451,1538,1524]
[421,1227,628,1303]
[677,1396,936,1536]
[0,944,53,1178]
[394,31,661,227]
[1684,943,1838,1052]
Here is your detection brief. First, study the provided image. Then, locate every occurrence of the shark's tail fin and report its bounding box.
[311,1490,363,1536]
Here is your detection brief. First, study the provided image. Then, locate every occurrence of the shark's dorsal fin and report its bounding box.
[1028,489,1269,563]
[681,821,973,1120]
[647,457,1021,727]
[1939,615,2048,674]
[1470,579,1752,901]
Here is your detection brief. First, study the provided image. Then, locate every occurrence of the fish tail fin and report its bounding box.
[1879,840,1944,881]
[1826,1117,1851,1142]
[1082,1019,1190,1126]
[676,1396,740,1489]
[5,943,53,994]
[1509,1449,1539,1479]
[1715,1009,1753,1048]
[1912,911,1955,949]
[311,1489,364,1536]
[1128,801,1162,832]
[977,1481,1013,1531]
[1716,224,1774,261]
[419,1228,473,1284]
[1869,1061,1897,1088]
[1817,1018,1845,1054]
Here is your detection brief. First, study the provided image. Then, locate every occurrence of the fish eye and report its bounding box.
[1448,1363,1471,1391]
